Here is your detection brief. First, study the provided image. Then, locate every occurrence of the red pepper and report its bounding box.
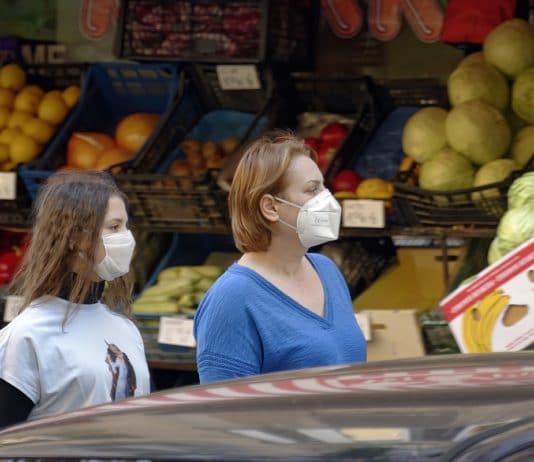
[304,137,322,152]
[332,169,362,192]
[320,122,349,146]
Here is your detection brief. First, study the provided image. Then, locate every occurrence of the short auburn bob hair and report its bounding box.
[229,130,318,253]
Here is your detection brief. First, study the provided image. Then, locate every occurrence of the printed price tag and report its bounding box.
[355,312,372,341]
[3,295,24,322]
[342,200,385,228]
[216,65,261,90]
[0,172,16,200]
[158,316,196,348]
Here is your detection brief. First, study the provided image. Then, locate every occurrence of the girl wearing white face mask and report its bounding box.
[0,171,150,429]
[194,131,367,384]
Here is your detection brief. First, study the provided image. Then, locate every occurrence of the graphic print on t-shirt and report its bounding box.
[104,341,137,401]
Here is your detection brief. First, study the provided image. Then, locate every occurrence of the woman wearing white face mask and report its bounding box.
[0,171,150,429]
[194,131,367,384]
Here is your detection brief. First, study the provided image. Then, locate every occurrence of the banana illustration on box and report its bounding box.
[462,290,511,353]
[133,265,223,316]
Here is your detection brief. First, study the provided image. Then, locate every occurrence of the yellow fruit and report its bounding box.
[0,128,21,145]
[19,85,44,98]
[356,178,394,200]
[0,161,18,171]
[334,191,359,199]
[9,133,40,164]
[0,108,10,130]
[14,91,42,114]
[0,88,15,108]
[23,118,55,144]
[45,90,63,99]
[7,110,32,129]
[62,85,81,108]
[38,96,68,125]
[0,64,26,91]
[0,143,9,163]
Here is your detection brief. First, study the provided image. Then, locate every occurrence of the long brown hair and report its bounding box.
[12,171,133,319]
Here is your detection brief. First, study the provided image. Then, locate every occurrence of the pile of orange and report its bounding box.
[0,63,80,171]
[59,113,160,172]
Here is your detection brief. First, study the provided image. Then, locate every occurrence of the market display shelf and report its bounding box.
[131,221,497,239]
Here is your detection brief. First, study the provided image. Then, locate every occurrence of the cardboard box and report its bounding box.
[359,309,426,361]
[441,237,534,353]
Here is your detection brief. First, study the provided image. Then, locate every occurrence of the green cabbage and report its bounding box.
[487,236,518,265]
[497,202,534,245]
[508,171,534,209]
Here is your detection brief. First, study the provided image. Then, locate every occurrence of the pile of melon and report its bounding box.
[402,19,534,198]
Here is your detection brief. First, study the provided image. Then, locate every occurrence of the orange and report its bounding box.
[14,90,42,114]
[0,88,15,108]
[0,161,18,171]
[0,143,9,163]
[9,133,40,163]
[115,113,159,153]
[95,147,133,170]
[19,85,44,98]
[0,64,26,91]
[44,90,63,99]
[7,110,32,129]
[23,118,56,144]
[67,132,115,169]
[0,128,21,145]
[37,96,69,125]
[0,107,10,130]
[62,85,81,108]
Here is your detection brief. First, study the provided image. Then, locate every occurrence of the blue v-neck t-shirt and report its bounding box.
[194,252,367,384]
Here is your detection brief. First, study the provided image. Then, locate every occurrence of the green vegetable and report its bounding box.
[508,172,534,209]
[497,202,534,246]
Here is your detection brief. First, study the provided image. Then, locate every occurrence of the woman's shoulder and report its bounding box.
[307,252,339,270]
[207,263,259,297]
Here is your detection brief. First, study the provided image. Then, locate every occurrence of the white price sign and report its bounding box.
[158,316,196,348]
[342,200,385,228]
[355,312,372,342]
[0,172,16,200]
[3,295,24,322]
[216,65,261,90]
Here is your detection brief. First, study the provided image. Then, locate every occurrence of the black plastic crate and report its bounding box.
[118,63,276,231]
[282,73,392,187]
[393,155,534,228]
[121,170,229,232]
[116,0,268,62]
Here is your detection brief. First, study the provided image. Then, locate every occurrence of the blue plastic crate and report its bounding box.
[19,62,181,200]
[157,109,269,174]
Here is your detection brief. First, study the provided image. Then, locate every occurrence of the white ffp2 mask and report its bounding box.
[275,189,342,248]
[95,230,136,281]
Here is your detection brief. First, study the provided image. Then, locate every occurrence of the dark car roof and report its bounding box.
[1,352,534,461]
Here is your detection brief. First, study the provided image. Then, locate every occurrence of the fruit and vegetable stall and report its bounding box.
[1,1,534,386]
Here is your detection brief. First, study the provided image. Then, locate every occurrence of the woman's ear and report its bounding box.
[259,194,279,223]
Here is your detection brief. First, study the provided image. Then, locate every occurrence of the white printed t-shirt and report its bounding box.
[0,296,150,421]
